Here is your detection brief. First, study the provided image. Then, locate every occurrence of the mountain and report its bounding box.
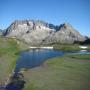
[81,36,90,45]
[4,20,86,45]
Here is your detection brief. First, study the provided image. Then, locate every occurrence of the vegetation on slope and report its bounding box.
[53,44,90,51]
[53,44,80,51]
[0,36,20,84]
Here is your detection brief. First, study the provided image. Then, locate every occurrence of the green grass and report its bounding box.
[53,44,80,51]
[0,36,20,84]
[69,54,90,59]
[23,54,90,90]
[86,45,90,51]
[53,44,90,51]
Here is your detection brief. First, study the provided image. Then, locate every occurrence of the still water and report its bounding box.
[15,49,90,72]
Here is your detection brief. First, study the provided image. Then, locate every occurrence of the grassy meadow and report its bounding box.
[0,36,20,84]
[23,54,90,90]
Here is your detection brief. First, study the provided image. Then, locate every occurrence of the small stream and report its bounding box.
[3,49,90,90]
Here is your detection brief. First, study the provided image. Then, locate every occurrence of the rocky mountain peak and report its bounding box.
[12,20,49,27]
[63,22,71,27]
[3,20,86,45]
[58,22,73,29]
[58,22,80,36]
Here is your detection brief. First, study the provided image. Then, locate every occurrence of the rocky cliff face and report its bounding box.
[4,20,86,45]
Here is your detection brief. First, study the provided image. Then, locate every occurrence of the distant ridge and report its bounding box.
[3,20,86,45]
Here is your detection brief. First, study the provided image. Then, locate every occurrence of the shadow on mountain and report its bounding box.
[81,38,90,45]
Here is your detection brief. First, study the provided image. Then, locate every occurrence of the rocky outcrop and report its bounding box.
[4,20,86,45]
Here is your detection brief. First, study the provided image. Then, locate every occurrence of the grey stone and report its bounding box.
[4,20,86,45]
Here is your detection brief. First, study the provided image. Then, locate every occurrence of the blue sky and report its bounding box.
[0,0,90,36]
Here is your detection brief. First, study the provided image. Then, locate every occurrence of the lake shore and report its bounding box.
[0,36,90,90]
[23,54,90,90]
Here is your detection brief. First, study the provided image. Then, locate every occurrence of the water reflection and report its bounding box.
[15,49,90,72]
[15,49,65,72]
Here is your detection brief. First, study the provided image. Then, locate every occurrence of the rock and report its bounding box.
[3,20,86,45]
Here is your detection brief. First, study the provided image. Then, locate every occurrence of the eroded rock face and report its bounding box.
[52,23,86,44]
[4,20,86,45]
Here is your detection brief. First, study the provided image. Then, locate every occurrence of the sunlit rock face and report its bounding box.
[4,20,86,45]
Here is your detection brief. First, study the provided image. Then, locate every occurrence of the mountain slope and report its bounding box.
[4,20,86,45]
[48,23,86,44]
